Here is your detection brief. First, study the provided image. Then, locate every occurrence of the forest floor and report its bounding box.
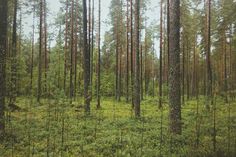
[0,96,235,157]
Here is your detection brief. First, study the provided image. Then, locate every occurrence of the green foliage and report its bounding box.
[100,72,115,97]
[0,97,235,157]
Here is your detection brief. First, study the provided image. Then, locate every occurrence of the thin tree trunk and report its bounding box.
[0,0,8,134]
[17,7,22,95]
[140,0,143,101]
[70,0,74,102]
[192,36,197,97]
[229,25,232,100]
[37,0,43,102]
[152,38,155,98]
[182,36,185,104]
[141,45,143,100]
[97,0,101,109]
[58,23,62,89]
[169,0,181,134]
[115,18,119,100]
[167,0,170,86]
[43,0,48,94]
[126,0,129,102]
[10,0,18,104]
[144,21,148,97]
[206,0,212,104]
[118,44,121,102]
[224,31,228,103]
[30,3,36,94]
[88,0,92,99]
[134,0,140,117]
[163,6,167,84]
[159,0,163,108]
[83,0,91,114]
[186,38,190,100]
[64,0,69,93]
[91,0,95,100]
[130,0,134,107]
[74,0,79,100]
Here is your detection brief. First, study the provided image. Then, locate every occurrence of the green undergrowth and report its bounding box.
[0,96,235,157]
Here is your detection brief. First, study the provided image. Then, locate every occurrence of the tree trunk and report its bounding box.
[64,0,69,93]
[91,0,95,100]
[97,0,101,109]
[141,45,143,100]
[30,2,36,94]
[37,0,43,102]
[169,0,181,134]
[144,21,148,97]
[88,0,93,99]
[70,0,74,102]
[192,36,197,98]
[167,0,170,86]
[224,31,228,103]
[118,44,121,102]
[134,0,140,117]
[159,0,163,108]
[115,18,119,100]
[126,0,129,102]
[152,38,155,98]
[206,0,212,102]
[74,0,79,100]
[182,36,185,104]
[83,0,91,114]
[10,0,18,104]
[130,0,134,107]
[0,0,8,134]
[43,0,48,95]
[186,38,190,100]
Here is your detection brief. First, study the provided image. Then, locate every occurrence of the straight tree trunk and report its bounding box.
[130,0,134,107]
[88,0,92,99]
[144,21,148,97]
[64,0,69,93]
[163,6,167,84]
[30,3,36,94]
[134,0,140,117]
[97,0,101,109]
[83,0,91,114]
[74,0,79,100]
[159,0,163,108]
[10,0,18,104]
[91,0,95,100]
[141,45,143,100]
[224,31,228,103]
[0,0,8,134]
[118,43,121,102]
[37,0,43,102]
[182,36,185,104]
[17,7,22,94]
[186,38,190,100]
[167,0,170,86]
[43,0,48,94]
[70,0,74,102]
[206,0,212,102]
[115,18,119,100]
[18,8,22,56]
[152,38,155,97]
[140,0,143,101]
[58,23,62,89]
[169,0,181,134]
[126,0,129,102]
[229,26,232,99]
[192,36,197,97]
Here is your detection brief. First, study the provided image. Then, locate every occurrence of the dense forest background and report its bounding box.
[0,0,236,156]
